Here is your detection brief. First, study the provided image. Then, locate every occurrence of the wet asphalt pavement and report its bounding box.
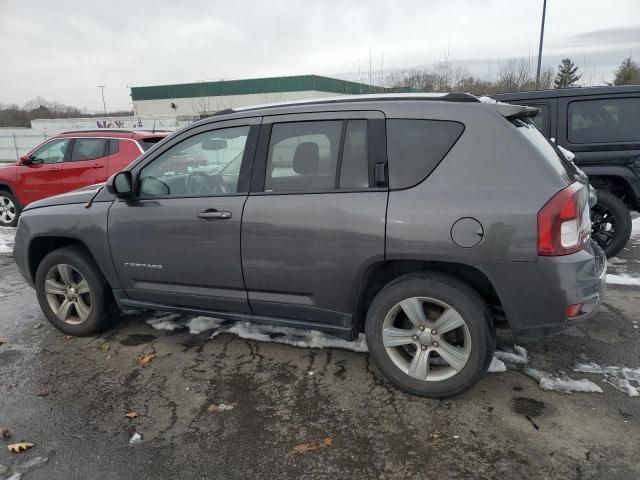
[1,231,639,479]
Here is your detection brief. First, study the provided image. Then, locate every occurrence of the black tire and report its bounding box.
[35,246,116,336]
[365,272,494,398]
[591,190,632,258]
[0,190,20,227]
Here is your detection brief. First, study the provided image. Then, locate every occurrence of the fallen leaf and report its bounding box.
[59,335,75,341]
[291,442,317,455]
[322,437,333,447]
[0,428,10,438]
[207,403,235,413]
[101,344,110,351]
[8,442,34,453]
[137,352,156,367]
[0,339,6,346]
[35,389,50,397]
[429,431,442,440]
[125,412,139,419]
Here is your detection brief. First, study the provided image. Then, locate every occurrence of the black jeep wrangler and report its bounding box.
[495,86,640,257]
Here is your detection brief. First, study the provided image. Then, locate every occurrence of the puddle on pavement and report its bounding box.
[119,334,158,346]
[513,397,545,417]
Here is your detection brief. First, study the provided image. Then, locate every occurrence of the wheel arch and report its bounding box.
[0,182,19,204]
[27,236,105,286]
[350,259,504,335]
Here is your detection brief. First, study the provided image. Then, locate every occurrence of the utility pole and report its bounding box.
[535,0,548,89]
[98,85,107,115]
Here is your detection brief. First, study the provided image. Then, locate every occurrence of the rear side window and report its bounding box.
[386,119,464,189]
[568,98,640,144]
[70,138,108,161]
[264,120,371,193]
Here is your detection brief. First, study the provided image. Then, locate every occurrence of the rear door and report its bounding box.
[241,111,388,332]
[61,137,109,192]
[108,118,260,313]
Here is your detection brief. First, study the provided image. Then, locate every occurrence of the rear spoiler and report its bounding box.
[492,103,540,120]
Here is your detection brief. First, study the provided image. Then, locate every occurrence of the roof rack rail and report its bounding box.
[209,92,480,116]
[60,129,137,134]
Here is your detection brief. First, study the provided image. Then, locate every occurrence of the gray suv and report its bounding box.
[13,94,607,397]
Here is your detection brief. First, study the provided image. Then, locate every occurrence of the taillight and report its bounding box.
[538,183,583,256]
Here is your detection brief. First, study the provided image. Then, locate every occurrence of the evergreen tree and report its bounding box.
[554,58,582,88]
[612,57,640,85]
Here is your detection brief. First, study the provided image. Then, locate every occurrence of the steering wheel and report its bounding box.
[186,171,226,195]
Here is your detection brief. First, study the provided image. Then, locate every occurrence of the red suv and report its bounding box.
[0,130,168,226]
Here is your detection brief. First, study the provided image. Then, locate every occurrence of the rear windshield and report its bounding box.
[137,137,165,151]
[511,118,577,184]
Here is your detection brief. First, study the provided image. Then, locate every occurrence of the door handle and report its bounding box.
[197,210,232,220]
[91,164,105,169]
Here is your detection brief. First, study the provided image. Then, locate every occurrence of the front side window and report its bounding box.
[139,126,250,197]
[265,120,370,192]
[70,138,108,161]
[568,98,640,144]
[31,138,71,164]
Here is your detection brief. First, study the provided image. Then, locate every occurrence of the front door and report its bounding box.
[17,137,69,205]
[241,112,388,332]
[108,119,260,313]
[61,137,109,192]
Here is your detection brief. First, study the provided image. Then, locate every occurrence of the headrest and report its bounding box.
[292,142,320,175]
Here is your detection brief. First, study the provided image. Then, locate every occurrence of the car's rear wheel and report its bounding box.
[35,246,116,336]
[365,272,494,398]
[0,191,19,227]
[591,190,632,258]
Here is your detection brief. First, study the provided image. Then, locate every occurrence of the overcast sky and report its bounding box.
[0,0,638,112]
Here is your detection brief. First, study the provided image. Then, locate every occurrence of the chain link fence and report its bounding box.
[0,131,51,163]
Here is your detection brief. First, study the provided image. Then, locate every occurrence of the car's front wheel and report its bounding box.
[0,191,19,227]
[35,246,116,336]
[365,273,494,398]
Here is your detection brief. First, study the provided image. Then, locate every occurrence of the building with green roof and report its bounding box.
[130,74,413,116]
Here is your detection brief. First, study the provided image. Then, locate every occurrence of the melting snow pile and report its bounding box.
[575,362,640,397]
[147,313,369,352]
[147,314,619,396]
[0,226,15,255]
[491,345,603,394]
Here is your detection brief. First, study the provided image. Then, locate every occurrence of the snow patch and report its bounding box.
[574,362,640,397]
[488,356,507,373]
[146,313,369,352]
[523,367,603,394]
[129,432,142,444]
[0,226,15,256]
[606,273,640,286]
[557,145,576,161]
[493,345,528,365]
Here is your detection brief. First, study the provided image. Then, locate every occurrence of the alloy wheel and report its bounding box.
[382,296,472,382]
[44,264,92,325]
[0,195,16,225]
[591,203,617,250]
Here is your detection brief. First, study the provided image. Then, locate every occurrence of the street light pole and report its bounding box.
[98,85,107,115]
[535,0,548,89]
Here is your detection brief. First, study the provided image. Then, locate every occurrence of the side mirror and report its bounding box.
[19,154,32,165]
[106,171,134,198]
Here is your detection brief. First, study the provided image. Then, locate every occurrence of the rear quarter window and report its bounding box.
[138,137,165,151]
[568,97,640,144]
[513,119,577,184]
[386,119,464,189]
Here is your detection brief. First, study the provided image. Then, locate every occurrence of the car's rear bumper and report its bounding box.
[479,241,607,342]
